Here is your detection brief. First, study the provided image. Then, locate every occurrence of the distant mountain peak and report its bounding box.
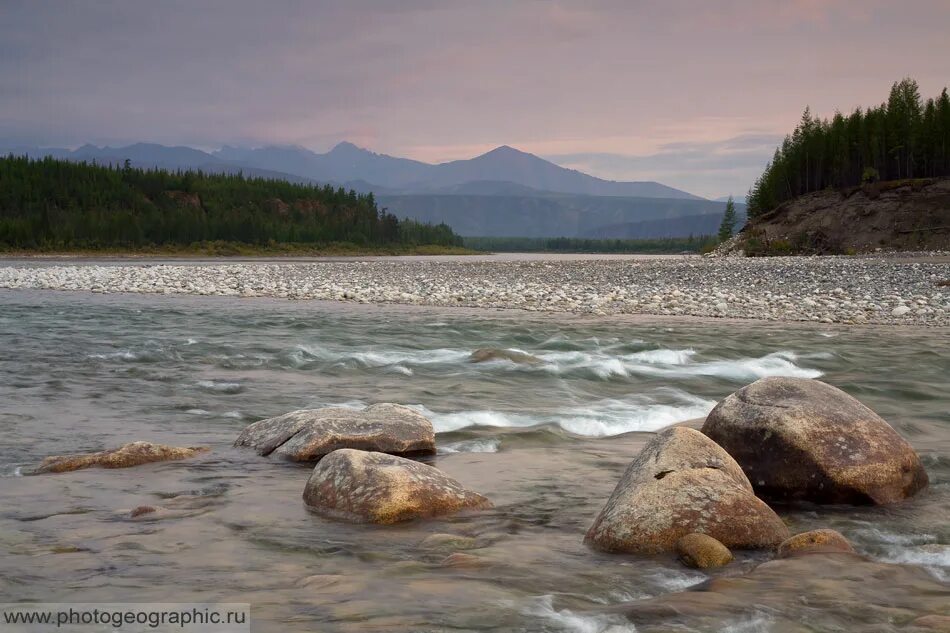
[329,141,366,155]
[481,144,531,158]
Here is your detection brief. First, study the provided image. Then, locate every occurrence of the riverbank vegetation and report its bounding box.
[747,78,950,216]
[462,235,717,253]
[0,156,462,250]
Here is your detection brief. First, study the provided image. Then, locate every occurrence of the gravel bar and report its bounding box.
[1,256,949,326]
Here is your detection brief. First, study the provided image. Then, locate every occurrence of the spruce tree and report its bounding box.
[718,196,737,242]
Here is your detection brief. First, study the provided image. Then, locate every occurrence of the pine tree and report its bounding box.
[718,197,737,242]
[747,78,949,216]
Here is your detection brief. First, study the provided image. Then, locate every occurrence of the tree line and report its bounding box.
[747,78,950,217]
[463,235,718,254]
[0,156,462,250]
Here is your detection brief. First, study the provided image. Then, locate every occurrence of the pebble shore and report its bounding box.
[1,256,949,326]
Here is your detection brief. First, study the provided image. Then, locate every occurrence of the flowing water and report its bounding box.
[0,289,947,631]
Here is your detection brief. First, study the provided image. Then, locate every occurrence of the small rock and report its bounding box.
[911,615,950,631]
[31,442,209,474]
[129,505,159,518]
[420,533,479,551]
[469,348,542,365]
[892,305,912,316]
[295,574,345,589]
[777,529,854,558]
[675,533,734,569]
[50,545,88,554]
[440,552,485,568]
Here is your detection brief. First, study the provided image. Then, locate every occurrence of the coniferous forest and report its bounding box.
[0,156,462,250]
[747,79,950,217]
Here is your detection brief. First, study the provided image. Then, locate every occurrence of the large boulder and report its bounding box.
[585,427,788,553]
[701,377,928,504]
[234,403,435,462]
[31,441,208,474]
[302,449,492,524]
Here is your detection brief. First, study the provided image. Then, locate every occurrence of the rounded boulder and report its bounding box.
[676,533,734,569]
[302,449,492,524]
[702,377,928,505]
[585,427,788,553]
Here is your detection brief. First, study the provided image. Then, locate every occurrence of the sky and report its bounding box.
[2,0,948,198]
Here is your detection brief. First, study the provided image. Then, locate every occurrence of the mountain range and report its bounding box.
[2,141,743,238]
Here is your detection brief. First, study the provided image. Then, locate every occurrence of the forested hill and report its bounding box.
[747,78,950,217]
[0,156,461,250]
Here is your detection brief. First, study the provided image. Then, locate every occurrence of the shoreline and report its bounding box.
[4,286,950,334]
[1,254,948,327]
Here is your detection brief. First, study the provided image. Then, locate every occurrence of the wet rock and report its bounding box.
[585,427,788,553]
[234,403,435,462]
[50,545,89,554]
[31,441,209,474]
[616,553,950,632]
[296,574,344,589]
[702,377,929,504]
[129,505,159,519]
[676,533,734,569]
[777,529,855,558]
[302,449,492,524]
[469,348,542,365]
[440,552,486,568]
[419,533,479,552]
[912,615,950,631]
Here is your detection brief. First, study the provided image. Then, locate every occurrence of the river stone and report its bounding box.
[302,449,492,524]
[469,348,542,365]
[31,441,209,474]
[701,377,929,504]
[234,403,435,462]
[676,533,734,569]
[419,533,479,552]
[440,553,486,568]
[777,529,854,558]
[130,505,159,518]
[585,427,788,553]
[912,615,950,631]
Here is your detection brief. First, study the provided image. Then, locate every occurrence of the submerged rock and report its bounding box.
[676,533,734,569]
[912,615,950,631]
[234,403,435,462]
[617,552,950,632]
[129,505,159,519]
[419,533,480,552]
[31,442,208,474]
[440,552,486,568]
[302,449,492,524]
[585,427,788,553]
[702,377,928,504]
[777,529,854,558]
[469,348,542,365]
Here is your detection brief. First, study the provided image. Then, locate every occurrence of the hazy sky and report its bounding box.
[2,1,948,197]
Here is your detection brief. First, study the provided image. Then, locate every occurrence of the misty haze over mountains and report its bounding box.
[3,141,745,238]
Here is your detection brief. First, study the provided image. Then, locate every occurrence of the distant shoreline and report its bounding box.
[0,243,478,258]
